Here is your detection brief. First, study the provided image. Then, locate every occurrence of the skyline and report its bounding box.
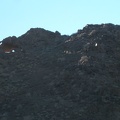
[0,0,120,40]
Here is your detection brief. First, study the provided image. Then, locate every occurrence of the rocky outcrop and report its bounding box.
[0,24,120,120]
[0,36,19,53]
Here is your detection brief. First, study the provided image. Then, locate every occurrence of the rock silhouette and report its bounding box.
[0,24,120,120]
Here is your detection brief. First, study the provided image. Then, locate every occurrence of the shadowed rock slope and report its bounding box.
[0,24,120,120]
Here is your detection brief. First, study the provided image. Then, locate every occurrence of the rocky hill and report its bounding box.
[0,24,120,120]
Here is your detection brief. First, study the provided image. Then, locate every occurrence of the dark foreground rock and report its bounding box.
[0,24,120,120]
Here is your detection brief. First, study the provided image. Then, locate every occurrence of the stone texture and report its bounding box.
[0,24,120,120]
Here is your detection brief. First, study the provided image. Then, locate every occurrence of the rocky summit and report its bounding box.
[0,23,120,120]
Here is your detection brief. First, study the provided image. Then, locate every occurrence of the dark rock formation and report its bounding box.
[0,36,19,53]
[0,24,120,120]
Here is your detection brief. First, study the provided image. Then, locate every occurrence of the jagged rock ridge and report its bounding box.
[0,23,120,120]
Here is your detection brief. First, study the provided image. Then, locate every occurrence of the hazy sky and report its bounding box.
[0,0,120,40]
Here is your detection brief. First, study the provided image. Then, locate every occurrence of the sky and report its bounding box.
[0,0,120,40]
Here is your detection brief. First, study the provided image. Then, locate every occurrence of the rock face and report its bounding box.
[0,24,120,120]
[0,36,18,53]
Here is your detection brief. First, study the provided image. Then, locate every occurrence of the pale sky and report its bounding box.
[0,0,120,40]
